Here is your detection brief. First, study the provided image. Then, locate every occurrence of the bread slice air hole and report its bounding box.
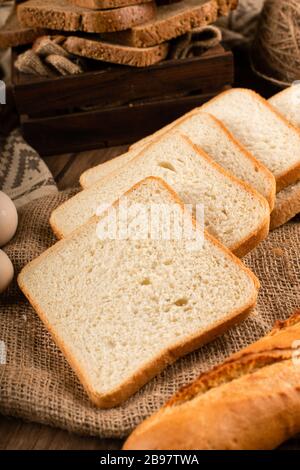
[174,297,188,307]
[158,162,176,172]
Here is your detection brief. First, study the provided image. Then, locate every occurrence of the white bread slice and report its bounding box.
[269,84,300,129]
[19,177,259,408]
[201,88,300,192]
[80,112,276,210]
[270,181,300,230]
[268,86,300,229]
[51,132,270,257]
[80,147,140,189]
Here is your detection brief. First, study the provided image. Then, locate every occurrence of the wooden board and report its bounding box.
[11,44,233,155]
[12,45,233,115]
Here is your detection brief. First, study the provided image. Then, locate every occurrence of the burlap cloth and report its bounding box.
[0,189,299,439]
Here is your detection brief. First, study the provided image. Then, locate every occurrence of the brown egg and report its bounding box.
[0,191,18,247]
[0,249,14,293]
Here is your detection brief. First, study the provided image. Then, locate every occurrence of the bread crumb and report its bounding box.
[272,247,284,256]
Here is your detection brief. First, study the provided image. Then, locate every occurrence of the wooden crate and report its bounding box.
[12,45,233,156]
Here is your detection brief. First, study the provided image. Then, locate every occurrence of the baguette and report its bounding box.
[19,177,259,408]
[124,310,300,450]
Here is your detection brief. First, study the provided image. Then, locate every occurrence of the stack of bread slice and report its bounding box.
[19,87,300,408]
[11,0,238,67]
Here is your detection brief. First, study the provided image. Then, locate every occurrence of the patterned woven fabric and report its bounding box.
[0,189,299,439]
[0,129,57,208]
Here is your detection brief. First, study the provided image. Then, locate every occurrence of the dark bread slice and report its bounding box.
[63,35,168,66]
[67,0,152,9]
[0,7,46,48]
[99,0,236,48]
[18,0,156,34]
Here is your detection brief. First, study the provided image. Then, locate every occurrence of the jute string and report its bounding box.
[252,0,300,87]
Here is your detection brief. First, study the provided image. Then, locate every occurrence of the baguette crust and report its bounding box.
[124,311,300,449]
[19,177,259,408]
[270,181,300,230]
[201,88,300,193]
[18,0,156,34]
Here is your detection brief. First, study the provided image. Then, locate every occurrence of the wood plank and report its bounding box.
[21,91,223,156]
[12,45,233,115]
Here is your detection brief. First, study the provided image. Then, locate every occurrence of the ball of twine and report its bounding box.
[251,0,300,87]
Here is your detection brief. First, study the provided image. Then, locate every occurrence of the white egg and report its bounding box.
[0,249,14,293]
[0,191,18,247]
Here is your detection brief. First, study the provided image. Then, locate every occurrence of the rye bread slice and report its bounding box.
[18,0,156,34]
[63,36,169,67]
[99,0,236,48]
[0,7,46,49]
[68,0,153,9]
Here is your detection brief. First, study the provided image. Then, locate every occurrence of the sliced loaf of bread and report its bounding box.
[18,0,156,33]
[80,111,276,210]
[51,132,270,256]
[19,176,259,408]
[201,88,300,192]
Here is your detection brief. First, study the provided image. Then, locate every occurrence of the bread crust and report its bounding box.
[98,0,237,48]
[19,176,259,408]
[201,88,300,193]
[52,132,270,257]
[270,181,300,230]
[68,0,152,9]
[18,0,156,34]
[53,138,271,259]
[0,7,46,49]
[123,311,300,449]
[63,36,169,67]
